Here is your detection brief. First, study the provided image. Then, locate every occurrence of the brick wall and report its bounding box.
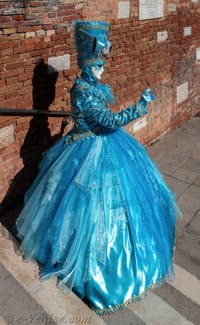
[0,0,200,223]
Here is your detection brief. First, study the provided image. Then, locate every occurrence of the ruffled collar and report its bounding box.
[79,67,116,105]
[80,66,98,85]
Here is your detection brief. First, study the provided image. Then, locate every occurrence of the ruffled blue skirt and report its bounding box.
[13,128,178,314]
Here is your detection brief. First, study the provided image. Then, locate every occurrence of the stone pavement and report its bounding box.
[0,114,200,325]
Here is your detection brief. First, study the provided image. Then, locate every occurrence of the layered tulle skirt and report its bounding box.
[13,128,178,314]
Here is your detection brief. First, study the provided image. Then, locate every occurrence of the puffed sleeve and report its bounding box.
[78,89,148,129]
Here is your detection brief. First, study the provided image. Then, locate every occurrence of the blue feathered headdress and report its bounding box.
[73,20,111,69]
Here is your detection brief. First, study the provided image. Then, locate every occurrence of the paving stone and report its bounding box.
[0,316,7,325]
[175,219,186,240]
[156,159,180,176]
[146,118,200,182]
[186,116,200,131]
[192,152,200,160]
[172,168,200,184]
[181,157,200,174]
[0,225,106,325]
[152,149,189,176]
[192,176,200,187]
[174,212,200,279]
[0,263,20,304]
[154,282,200,325]
[177,185,200,225]
[128,292,193,325]
[0,263,56,325]
[148,131,178,156]
[165,176,189,198]
[102,308,146,325]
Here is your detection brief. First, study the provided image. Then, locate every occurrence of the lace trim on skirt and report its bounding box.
[93,280,165,316]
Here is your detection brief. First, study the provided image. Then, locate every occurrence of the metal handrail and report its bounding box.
[0,108,71,118]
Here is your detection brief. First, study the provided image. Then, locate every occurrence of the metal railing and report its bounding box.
[0,108,71,118]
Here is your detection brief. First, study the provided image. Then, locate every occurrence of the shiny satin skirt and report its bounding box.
[12,128,178,315]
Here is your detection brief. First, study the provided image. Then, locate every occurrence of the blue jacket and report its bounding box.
[70,70,147,135]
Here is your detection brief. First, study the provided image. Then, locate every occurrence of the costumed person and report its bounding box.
[12,20,180,315]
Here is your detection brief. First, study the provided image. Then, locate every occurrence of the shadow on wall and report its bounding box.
[0,59,68,231]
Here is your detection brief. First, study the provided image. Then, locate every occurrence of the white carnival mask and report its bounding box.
[91,65,104,80]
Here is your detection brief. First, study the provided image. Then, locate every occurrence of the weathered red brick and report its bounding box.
[0,41,19,50]
[14,44,36,54]
[1,67,24,78]
[0,15,11,22]
[29,1,43,7]
[6,76,18,85]
[12,15,24,21]
[6,61,24,70]
[18,73,32,82]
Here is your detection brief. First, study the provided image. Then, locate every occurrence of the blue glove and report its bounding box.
[140,88,155,104]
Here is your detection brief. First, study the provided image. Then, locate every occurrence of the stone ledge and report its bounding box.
[0,224,105,325]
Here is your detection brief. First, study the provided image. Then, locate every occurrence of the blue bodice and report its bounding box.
[70,69,147,136]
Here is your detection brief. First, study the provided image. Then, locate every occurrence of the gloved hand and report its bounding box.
[140,88,155,104]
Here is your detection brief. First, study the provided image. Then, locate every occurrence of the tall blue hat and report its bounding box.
[73,20,111,69]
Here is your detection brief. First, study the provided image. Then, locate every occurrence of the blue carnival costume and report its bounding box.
[13,21,179,315]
